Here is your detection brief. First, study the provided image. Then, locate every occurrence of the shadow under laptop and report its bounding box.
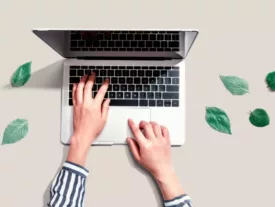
[124,147,164,207]
[2,59,64,90]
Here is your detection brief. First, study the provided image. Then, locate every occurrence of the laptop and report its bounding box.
[33,29,198,146]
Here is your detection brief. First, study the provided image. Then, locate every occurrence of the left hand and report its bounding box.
[67,73,110,165]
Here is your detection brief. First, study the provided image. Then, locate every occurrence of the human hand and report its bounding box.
[127,119,174,180]
[67,74,110,165]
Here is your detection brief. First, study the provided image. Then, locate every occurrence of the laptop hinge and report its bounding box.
[76,56,174,61]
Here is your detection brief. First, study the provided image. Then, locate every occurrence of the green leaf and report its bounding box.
[205,107,232,134]
[2,119,28,145]
[266,71,275,90]
[220,75,249,95]
[11,62,31,87]
[249,109,270,127]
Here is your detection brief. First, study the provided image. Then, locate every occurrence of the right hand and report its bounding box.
[127,119,174,180]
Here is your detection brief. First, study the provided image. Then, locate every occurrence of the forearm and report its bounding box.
[48,161,89,207]
[154,171,192,207]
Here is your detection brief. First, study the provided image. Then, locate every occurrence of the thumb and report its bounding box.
[127,138,141,162]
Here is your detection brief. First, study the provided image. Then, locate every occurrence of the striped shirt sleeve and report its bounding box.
[164,194,193,207]
[48,161,89,207]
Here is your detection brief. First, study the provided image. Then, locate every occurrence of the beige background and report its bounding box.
[0,0,275,206]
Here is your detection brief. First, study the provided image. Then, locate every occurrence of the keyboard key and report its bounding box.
[78,70,84,76]
[139,100,148,106]
[151,85,158,91]
[132,92,139,99]
[131,41,138,47]
[128,85,135,91]
[164,100,171,107]
[159,85,165,91]
[172,34,179,40]
[124,92,131,99]
[167,85,179,92]
[113,85,119,91]
[116,41,122,47]
[134,66,141,69]
[69,92,72,98]
[136,85,142,91]
[163,93,179,99]
[143,85,150,91]
[126,77,133,84]
[108,70,115,76]
[110,99,138,106]
[115,70,122,76]
[161,71,168,77]
[147,92,154,99]
[70,69,77,76]
[109,41,115,47]
[111,77,118,84]
[123,70,130,76]
[135,34,141,40]
[149,100,156,107]
[69,84,73,91]
[157,34,164,40]
[138,41,145,48]
[146,70,152,76]
[157,100,164,106]
[161,41,167,48]
[70,77,80,83]
[130,70,137,76]
[142,34,149,40]
[172,100,179,107]
[165,78,171,84]
[121,85,127,91]
[107,85,113,91]
[96,77,103,83]
[93,84,98,91]
[104,92,108,99]
[85,69,91,75]
[172,66,179,70]
[165,34,171,40]
[138,70,145,76]
[146,41,153,47]
[168,70,179,77]
[140,92,146,99]
[150,34,156,40]
[153,41,160,47]
[155,92,161,99]
[70,41,77,47]
[70,66,80,69]
[100,70,107,76]
[153,70,160,77]
[142,78,149,84]
[123,41,130,47]
[134,77,141,84]
[120,34,126,40]
[109,92,115,98]
[119,77,126,84]
[69,99,73,106]
[117,92,123,98]
[149,78,156,84]
[172,78,179,84]
[169,41,179,48]
[157,78,164,84]
[127,34,134,40]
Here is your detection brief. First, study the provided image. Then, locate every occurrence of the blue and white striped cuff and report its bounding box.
[164,194,192,207]
[63,161,89,177]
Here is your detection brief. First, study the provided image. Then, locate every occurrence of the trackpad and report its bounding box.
[96,108,151,143]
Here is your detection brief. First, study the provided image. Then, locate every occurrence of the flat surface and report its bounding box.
[0,0,275,206]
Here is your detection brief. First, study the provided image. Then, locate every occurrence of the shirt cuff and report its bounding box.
[63,161,89,178]
[164,194,192,207]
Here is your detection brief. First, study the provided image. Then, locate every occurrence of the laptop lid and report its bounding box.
[33,29,198,59]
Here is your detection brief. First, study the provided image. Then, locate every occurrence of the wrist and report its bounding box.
[152,167,176,183]
[67,136,91,166]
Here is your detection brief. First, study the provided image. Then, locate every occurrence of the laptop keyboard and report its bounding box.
[68,65,180,107]
[70,31,180,52]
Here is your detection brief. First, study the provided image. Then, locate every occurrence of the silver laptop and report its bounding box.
[33,29,198,146]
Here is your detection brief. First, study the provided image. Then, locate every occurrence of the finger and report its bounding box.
[161,125,170,140]
[127,138,141,162]
[95,78,109,105]
[72,83,77,106]
[128,119,146,144]
[76,75,88,104]
[150,122,162,137]
[101,98,110,120]
[139,121,155,139]
[84,73,95,101]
